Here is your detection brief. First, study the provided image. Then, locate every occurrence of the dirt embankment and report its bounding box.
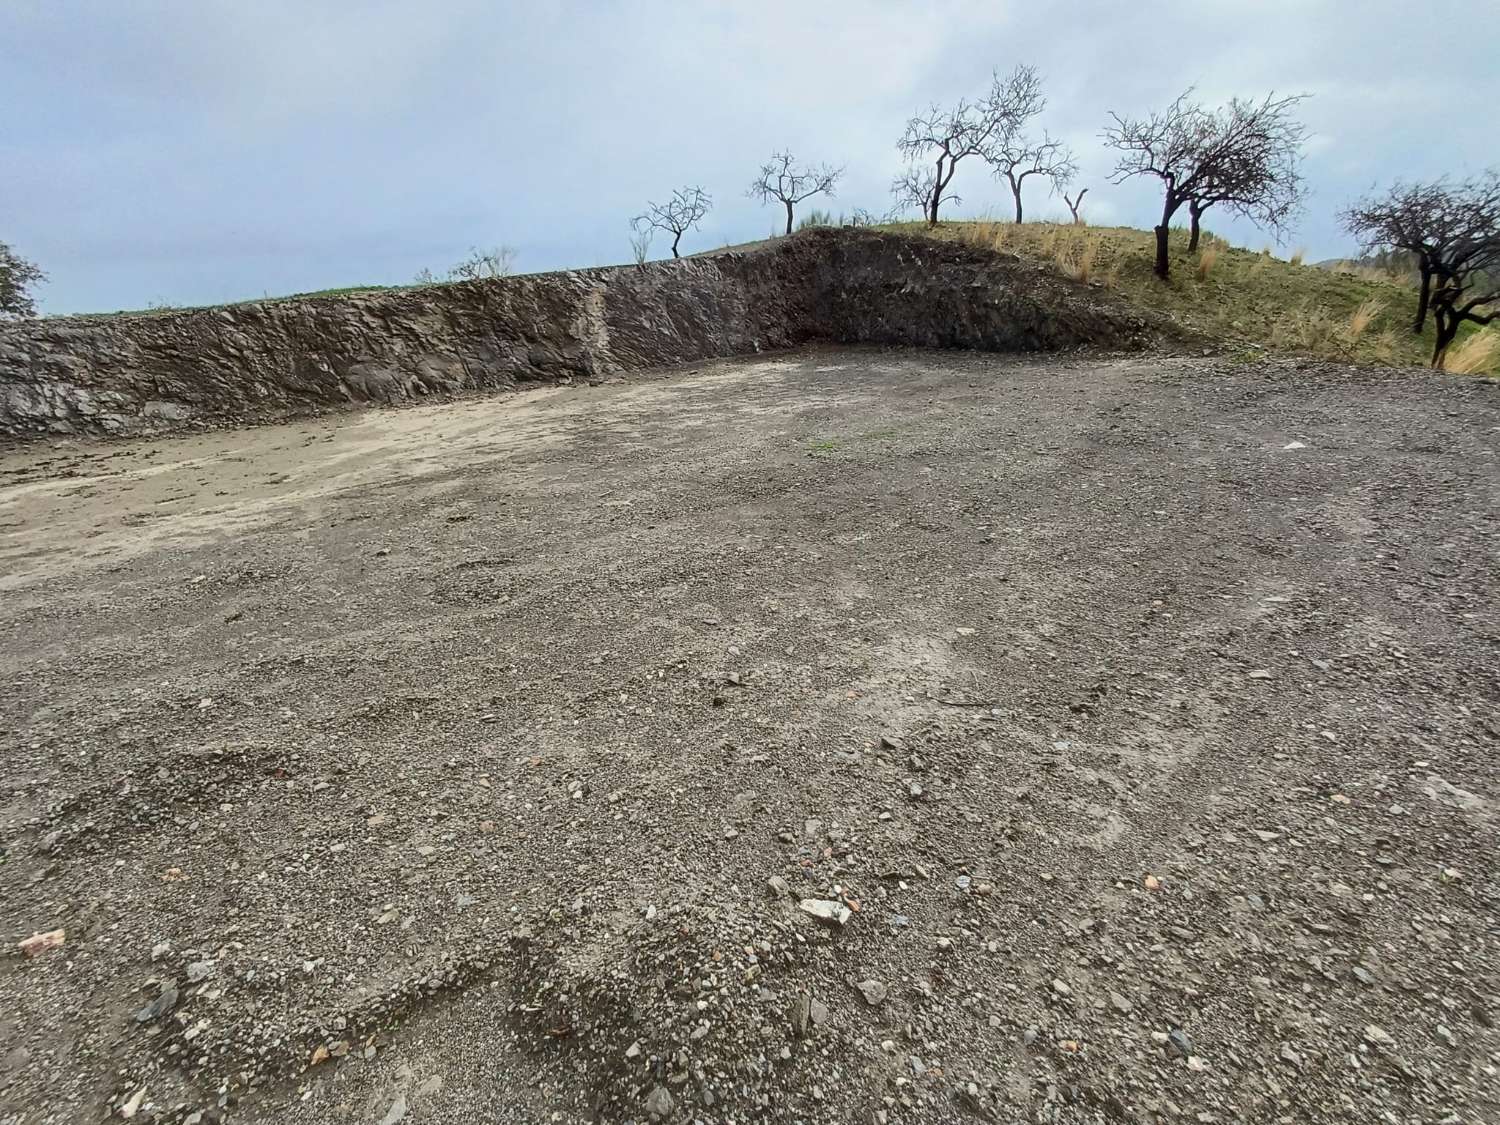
[0,230,1158,439]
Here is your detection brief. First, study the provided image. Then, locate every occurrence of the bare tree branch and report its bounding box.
[890,165,953,220]
[632,187,712,259]
[1061,186,1089,225]
[748,151,844,235]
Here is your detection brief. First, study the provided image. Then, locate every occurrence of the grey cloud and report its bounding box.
[2,0,1494,313]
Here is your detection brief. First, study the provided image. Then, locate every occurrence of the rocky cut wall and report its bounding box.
[0,230,1155,439]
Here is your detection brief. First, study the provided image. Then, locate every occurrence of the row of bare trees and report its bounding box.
[630,154,848,260]
[892,64,1075,227]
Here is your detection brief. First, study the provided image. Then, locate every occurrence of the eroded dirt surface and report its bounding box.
[1,348,1497,1125]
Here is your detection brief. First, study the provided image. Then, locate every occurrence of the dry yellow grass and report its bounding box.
[1057,235,1098,284]
[1290,247,1307,267]
[1345,297,1384,346]
[1195,244,1219,282]
[1445,331,1500,374]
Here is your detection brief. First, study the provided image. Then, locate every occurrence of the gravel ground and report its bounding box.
[1,346,1497,1125]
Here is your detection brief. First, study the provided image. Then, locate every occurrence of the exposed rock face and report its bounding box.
[0,229,1155,439]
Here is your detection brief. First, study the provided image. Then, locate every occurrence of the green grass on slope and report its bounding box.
[891,220,1496,373]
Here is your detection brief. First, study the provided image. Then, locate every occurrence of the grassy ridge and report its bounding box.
[895,220,1497,373]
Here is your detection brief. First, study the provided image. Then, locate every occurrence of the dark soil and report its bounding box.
[1,347,1496,1124]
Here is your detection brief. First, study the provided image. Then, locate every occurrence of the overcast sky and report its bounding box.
[3,1,1496,314]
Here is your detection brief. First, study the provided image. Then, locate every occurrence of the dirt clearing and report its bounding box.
[2,348,1497,1124]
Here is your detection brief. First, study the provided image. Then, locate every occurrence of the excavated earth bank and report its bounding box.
[0,229,1155,439]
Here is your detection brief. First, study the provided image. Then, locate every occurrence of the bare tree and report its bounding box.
[632,187,712,258]
[629,225,653,267]
[1182,98,1307,252]
[417,246,516,284]
[981,65,1076,224]
[448,246,517,280]
[1342,176,1497,335]
[1104,90,1309,280]
[1344,172,1500,365]
[895,70,1030,226]
[1061,186,1089,225]
[890,165,946,221]
[0,241,46,318]
[749,151,844,235]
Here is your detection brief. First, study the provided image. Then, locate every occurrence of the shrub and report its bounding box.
[1195,244,1219,282]
[796,209,835,230]
[1057,234,1098,284]
[1344,297,1383,346]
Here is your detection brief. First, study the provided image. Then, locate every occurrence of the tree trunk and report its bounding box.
[1010,174,1023,224]
[1431,306,1459,368]
[1187,201,1204,252]
[784,200,794,236]
[1413,265,1432,334]
[1153,226,1171,280]
[671,231,681,258]
[1154,196,1180,280]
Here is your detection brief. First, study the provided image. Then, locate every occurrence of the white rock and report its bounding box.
[798,898,852,926]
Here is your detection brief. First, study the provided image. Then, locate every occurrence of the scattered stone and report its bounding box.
[185,960,214,983]
[133,982,179,1024]
[1435,1025,1456,1048]
[857,980,888,1006]
[766,875,791,899]
[1279,1043,1302,1066]
[1165,1028,1193,1059]
[378,1094,407,1125]
[625,1040,642,1059]
[790,994,811,1038]
[955,875,972,892]
[799,898,851,926]
[809,996,830,1027]
[18,929,65,957]
[1364,1024,1395,1048]
[1109,991,1132,1014]
[1252,830,1282,843]
[118,1088,147,1119]
[644,1086,674,1120]
[1246,669,1273,679]
[1051,979,1073,998]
